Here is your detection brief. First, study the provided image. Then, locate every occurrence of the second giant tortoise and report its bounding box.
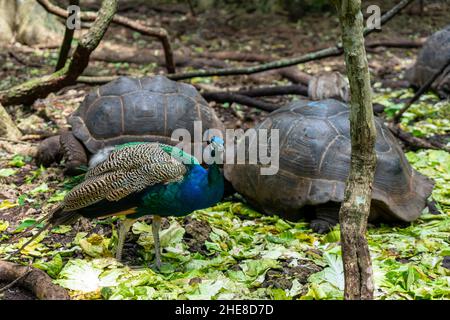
[224,99,434,233]
[405,24,450,98]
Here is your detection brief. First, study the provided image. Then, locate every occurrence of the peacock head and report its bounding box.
[206,136,224,164]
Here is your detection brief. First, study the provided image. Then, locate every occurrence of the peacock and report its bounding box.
[18,137,225,269]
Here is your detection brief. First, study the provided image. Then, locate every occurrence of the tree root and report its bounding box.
[0,261,69,300]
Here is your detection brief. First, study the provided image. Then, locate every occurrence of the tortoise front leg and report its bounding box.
[310,202,340,234]
[36,135,63,167]
[60,131,88,175]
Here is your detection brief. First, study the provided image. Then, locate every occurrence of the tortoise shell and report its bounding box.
[406,25,450,97]
[224,99,434,222]
[69,76,224,153]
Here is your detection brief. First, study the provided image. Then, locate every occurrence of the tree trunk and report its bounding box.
[0,0,16,45]
[333,0,377,300]
[0,0,63,47]
[0,103,22,139]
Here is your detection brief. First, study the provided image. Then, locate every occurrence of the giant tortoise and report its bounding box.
[224,99,434,233]
[405,24,450,98]
[37,75,224,174]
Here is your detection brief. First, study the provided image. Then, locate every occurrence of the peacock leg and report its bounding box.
[152,215,162,269]
[115,218,136,261]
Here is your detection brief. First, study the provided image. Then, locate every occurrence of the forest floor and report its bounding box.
[0,1,449,300]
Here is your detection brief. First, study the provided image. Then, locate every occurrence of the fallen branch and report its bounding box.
[393,57,450,123]
[0,261,69,300]
[205,84,308,97]
[197,51,275,62]
[0,264,32,293]
[77,46,337,83]
[237,84,308,97]
[200,84,309,111]
[169,46,344,80]
[37,0,175,73]
[77,64,312,86]
[388,123,450,152]
[8,51,42,68]
[0,0,118,107]
[77,75,120,84]
[167,0,414,81]
[277,67,312,85]
[0,137,38,145]
[202,92,278,112]
[365,39,424,49]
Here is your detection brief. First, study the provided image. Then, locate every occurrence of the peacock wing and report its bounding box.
[63,144,187,211]
[85,143,164,179]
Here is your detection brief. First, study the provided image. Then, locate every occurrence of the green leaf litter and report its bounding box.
[0,119,448,299]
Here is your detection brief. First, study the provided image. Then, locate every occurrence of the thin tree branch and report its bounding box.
[37,0,175,73]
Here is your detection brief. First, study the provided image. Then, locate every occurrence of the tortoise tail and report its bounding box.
[15,205,81,254]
